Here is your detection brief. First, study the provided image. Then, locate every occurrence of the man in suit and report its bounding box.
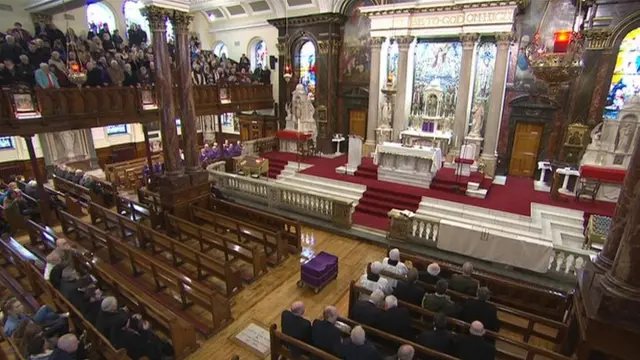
[341,325,383,360]
[281,301,312,357]
[457,321,495,360]
[449,262,479,296]
[376,295,412,340]
[34,62,59,88]
[311,306,343,358]
[416,312,456,358]
[419,262,442,285]
[459,287,499,333]
[351,289,384,327]
[385,345,415,360]
[422,279,457,315]
[394,268,426,306]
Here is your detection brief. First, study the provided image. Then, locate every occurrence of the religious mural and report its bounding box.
[411,41,461,118]
[469,42,497,133]
[387,41,399,85]
[605,27,640,119]
[513,0,575,90]
[341,0,373,84]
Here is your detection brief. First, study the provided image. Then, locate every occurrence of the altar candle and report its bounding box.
[553,30,572,53]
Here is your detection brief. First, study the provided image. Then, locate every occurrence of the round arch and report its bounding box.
[335,0,380,15]
[86,2,118,34]
[213,41,229,58]
[247,37,268,71]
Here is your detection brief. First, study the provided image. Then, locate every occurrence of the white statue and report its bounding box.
[469,103,485,137]
[616,122,634,153]
[380,101,392,128]
[588,122,603,148]
[59,131,76,158]
[289,84,317,143]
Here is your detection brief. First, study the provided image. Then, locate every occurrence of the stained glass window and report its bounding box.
[605,27,640,119]
[252,40,267,71]
[411,41,462,118]
[0,137,14,150]
[123,0,174,42]
[299,41,316,100]
[387,40,399,85]
[468,42,497,132]
[214,43,228,58]
[87,3,117,35]
[106,125,128,135]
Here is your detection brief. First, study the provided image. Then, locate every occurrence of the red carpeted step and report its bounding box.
[355,203,392,218]
[358,192,421,211]
[352,211,390,231]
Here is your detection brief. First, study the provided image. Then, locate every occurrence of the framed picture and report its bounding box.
[220,88,230,104]
[106,124,128,136]
[564,123,589,147]
[0,137,14,150]
[141,89,158,110]
[13,94,35,112]
[317,105,327,122]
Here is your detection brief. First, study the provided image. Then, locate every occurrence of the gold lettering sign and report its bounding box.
[406,9,513,28]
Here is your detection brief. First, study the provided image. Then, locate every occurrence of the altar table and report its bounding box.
[277,130,312,154]
[400,129,453,155]
[374,142,442,189]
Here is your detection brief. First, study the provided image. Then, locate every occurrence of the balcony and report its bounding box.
[0,84,274,137]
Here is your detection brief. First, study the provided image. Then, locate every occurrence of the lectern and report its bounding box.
[346,135,362,175]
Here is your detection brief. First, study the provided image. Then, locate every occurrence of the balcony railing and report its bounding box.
[0,84,274,137]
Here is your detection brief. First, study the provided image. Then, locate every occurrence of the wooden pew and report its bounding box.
[165,213,268,281]
[349,282,571,360]
[269,324,341,360]
[105,155,162,186]
[116,195,163,229]
[0,202,26,235]
[137,188,162,208]
[189,203,288,266]
[394,248,572,321]
[53,175,105,207]
[44,185,85,217]
[194,195,302,253]
[379,267,569,348]
[57,209,233,336]
[0,254,39,314]
[90,202,243,298]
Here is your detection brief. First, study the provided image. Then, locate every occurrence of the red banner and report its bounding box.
[580,165,626,183]
[276,130,312,141]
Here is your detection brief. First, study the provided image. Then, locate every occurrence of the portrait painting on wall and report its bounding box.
[604,27,640,119]
[341,0,373,84]
[513,0,576,90]
[0,137,14,150]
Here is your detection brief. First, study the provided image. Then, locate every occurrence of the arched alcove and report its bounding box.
[87,2,117,34]
[248,38,268,71]
[213,42,228,58]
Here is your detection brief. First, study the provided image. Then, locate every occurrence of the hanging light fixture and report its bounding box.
[523,0,587,98]
[62,0,86,87]
[282,3,293,83]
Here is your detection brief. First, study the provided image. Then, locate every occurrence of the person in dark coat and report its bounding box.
[48,334,79,360]
[422,280,458,316]
[281,301,311,358]
[457,321,495,360]
[459,287,500,333]
[351,289,384,327]
[110,314,161,360]
[96,296,122,340]
[376,295,412,340]
[385,345,415,360]
[85,61,103,87]
[449,262,479,296]
[419,262,443,285]
[416,312,456,359]
[81,286,104,325]
[341,325,383,360]
[311,306,343,358]
[393,268,426,306]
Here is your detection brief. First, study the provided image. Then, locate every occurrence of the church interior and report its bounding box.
[0,0,639,359]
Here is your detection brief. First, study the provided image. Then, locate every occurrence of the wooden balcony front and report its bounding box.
[0,84,274,137]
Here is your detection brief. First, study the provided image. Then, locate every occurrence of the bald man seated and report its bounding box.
[311,306,343,358]
[457,321,495,360]
[376,295,412,340]
[385,344,415,360]
[49,333,79,360]
[341,325,383,360]
[281,301,312,357]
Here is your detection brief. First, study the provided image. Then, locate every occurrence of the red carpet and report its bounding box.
[261,151,616,231]
[431,167,491,193]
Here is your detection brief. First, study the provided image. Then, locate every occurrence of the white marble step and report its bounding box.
[276,172,366,204]
[277,162,312,179]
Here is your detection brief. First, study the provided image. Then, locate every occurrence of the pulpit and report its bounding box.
[374,142,442,188]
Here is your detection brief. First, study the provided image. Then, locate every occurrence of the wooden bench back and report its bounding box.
[53,175,104,206]
[269,324,341,360]
[105,155,163,184]
[116,195,162,229]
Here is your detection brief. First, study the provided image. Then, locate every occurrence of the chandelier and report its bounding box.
[523,0,587,98]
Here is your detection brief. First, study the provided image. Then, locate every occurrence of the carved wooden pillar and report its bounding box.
[23,136,51,225]
[317,31,341,153]
[171,11,207,186]
[141,6,189,190]
[585,29,616,125]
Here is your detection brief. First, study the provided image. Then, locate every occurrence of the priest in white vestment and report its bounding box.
[382,248,409,288]
[357,262,391,298]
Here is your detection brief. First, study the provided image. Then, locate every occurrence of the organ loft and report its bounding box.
[1,0,640,359]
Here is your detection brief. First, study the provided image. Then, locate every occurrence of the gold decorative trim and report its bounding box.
[268,14,346,28]
[141,6,169,31]
[360,0,518,17]
[461,33,480,50]
[330,39,341,54]
[369,37,386,48]
[318,41,329,55]
[170,10,193,33]
[584,28,613,50]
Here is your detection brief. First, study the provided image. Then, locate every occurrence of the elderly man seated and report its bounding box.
[449,262,479,296]
[376,295,412,340]
[382,249,409,288]
[358,262,391,297]
[351,289,384,327]
[342,325,383,360]
[422,279,457,315]
[311,306,343,357]
[49,333,80,360]
[419,262,443,285]
[393,268,425,307]
[459,287,499,333]
[457,321,495,360]
[281,301,312,357]
[386,344,415,360]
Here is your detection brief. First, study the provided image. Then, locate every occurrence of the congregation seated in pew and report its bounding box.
[358,262,391,296]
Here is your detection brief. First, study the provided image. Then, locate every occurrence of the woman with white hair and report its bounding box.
[107,60,124,86]
[358,262,391,297]
[382,248,409,288]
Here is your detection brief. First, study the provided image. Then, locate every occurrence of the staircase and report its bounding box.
[353,184,422,231]
[353,158,378,180]
[263,155,288,179]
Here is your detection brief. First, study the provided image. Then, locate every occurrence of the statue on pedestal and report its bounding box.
[380,101,393,128]
[469,103,485,138]
[287,84,317,143]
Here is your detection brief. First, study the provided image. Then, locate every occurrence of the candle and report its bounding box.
[553,30,572,53]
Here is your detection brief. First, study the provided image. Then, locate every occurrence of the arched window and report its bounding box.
[251,40,267,71]
[298,40,316,99]
[87,3,117,35]
[605,27,640,119]
[214,43,228,58]
[123,0,175,42]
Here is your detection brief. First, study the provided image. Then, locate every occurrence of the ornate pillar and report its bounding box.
[392,36,414,139]
[586,29,616,125]
[171,11,207,185]
[450,33,479,158]
[316,30,342,153]
[481,32,512,177]
[141,6,188,189]
[23,136,52,225]
[366,37,385,147]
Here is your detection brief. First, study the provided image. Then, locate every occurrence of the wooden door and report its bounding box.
[509,122,544,177]
[349,109,366,138]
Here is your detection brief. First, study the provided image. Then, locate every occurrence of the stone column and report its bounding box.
[171,11,207,185]
[392,36,414,139]
[23,136,52,225]
[481,32,512,177]
[141,6,188,189]
[450,33,480,158]
[366,37,385,146]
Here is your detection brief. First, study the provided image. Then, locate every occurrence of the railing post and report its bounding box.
[268,186,280,208]
[331,201,353,228]
[388,209,411,241]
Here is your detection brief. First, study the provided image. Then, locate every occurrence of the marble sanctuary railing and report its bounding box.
[208,161,227,173]
[241,136,278,156]
[206,167,354,228]
[388,209,595,281]
[0,84,274,137]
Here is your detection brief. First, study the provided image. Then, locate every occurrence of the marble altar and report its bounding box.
[400,129,453,155]
[374,142,442,188]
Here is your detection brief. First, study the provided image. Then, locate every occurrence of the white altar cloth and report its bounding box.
[374,142,442,188]
[375,142,442,172]
[437,220,553,273]
[400,129,453,142]
[400,129,453,154]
